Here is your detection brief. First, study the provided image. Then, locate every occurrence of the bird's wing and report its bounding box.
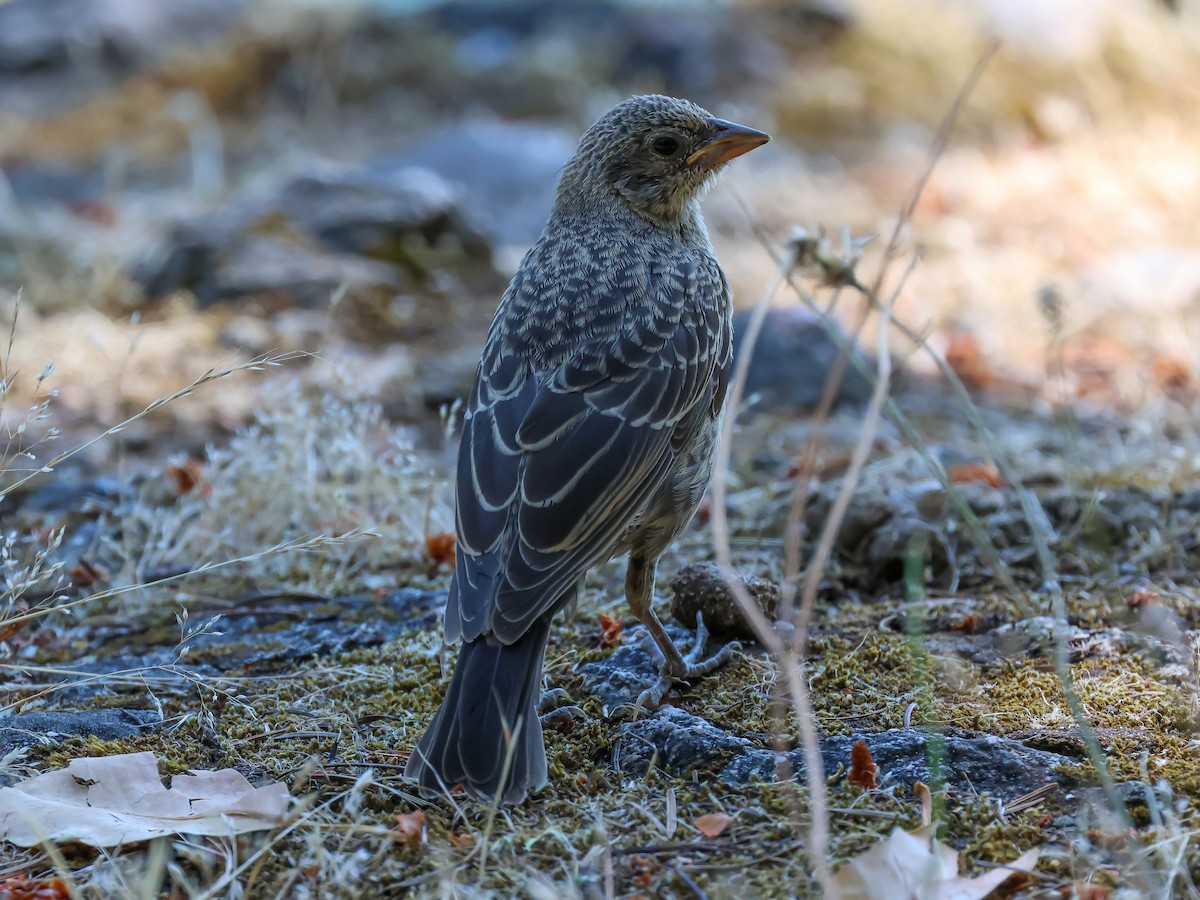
[446,255,729,645]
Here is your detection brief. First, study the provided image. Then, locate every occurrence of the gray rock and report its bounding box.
[52,588,448,704]
[217,237,400,310]
[133,165,496,306]
[380,120,576,250]
[733,308,873,412]
[578,622,725,710]
[579,636,1075,799]
[0,710,160,757]
[615,707,752,778]
[723,729,1075,800]
[0,0,245,115]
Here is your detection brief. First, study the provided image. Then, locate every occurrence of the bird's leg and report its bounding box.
[625,554,741,712]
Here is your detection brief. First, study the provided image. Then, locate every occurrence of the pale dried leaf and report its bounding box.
[832,827,957,899]
[831,826,1040,900]
[0,751,290,848]
[938,847,1040,900]
[693,812,733,838]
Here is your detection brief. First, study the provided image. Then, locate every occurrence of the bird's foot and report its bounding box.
[633,613,741,715]
[539,688,585,731]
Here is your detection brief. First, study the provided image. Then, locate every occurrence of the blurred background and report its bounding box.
[1,0,1199,458]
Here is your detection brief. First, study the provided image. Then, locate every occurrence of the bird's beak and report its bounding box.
[688,119,770,167]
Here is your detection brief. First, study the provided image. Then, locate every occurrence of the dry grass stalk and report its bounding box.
[709,44,1003,890]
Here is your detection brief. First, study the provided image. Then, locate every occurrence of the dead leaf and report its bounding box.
[0,874,70,900]
[0,751,290,849]
[0,599,29,645]
[847,740,879,789]
[67,558,108,589]
[949,461,1005,488]
[1062,884,1112,900]
[943,325,997,391]
[598,613,623,649]
[394,809,426,851]
[166,455,205,494]
[1126,589,1160,610]
[693,812,733,838]
[833,832,1038,900]
[425,532,456,567]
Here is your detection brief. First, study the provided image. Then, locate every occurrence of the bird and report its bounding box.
[405,94,769,804]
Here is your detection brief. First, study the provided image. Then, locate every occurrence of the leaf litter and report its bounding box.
[0,751,289,848]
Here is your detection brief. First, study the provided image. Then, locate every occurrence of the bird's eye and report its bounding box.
[651,135,681,157]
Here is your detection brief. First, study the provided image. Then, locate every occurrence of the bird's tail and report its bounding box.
[405,617,551,804]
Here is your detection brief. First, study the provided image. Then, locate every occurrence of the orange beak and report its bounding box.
[687,118,770,167]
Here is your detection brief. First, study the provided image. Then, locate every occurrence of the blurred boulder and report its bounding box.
[422,0,785,98]
[133,164,499,320]
[732,307,873,412]
[331,0,833,121]
[381,120,576,252]
[0,0,246,115]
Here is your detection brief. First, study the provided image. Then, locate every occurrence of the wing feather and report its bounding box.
[447,249,729,645]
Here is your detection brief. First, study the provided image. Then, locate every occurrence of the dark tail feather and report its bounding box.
[406,617,551,804]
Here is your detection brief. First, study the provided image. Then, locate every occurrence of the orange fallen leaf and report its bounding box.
[68,559,108,589]
[598,613,623,648]
[847,740,878,789]
[694,812,733,838]
[943,325,997,391]
[629,854,658,888]
[1126,589,1160,610]
[395,809,426,850]
[949,614,980,634]
[0,874,71,900]
[167,456,205,494]
[0,599,29,644]
[1061,884,1112,900]
[449,831,475,848]
[425,532,456,567]
[948,461,1004,488]
[1151,356,1191,393]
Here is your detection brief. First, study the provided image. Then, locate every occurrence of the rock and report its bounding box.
[579,653,1077,798]
[0,0,246,115]
[732,308,873,412]
[132,164,498,314]
[381,120,576,252]
[53,588,447,704]
[615,707,753,779]
[0,710,160,758]
[274,167,490,264]
[423,0,783,97]
[577,642,662,712]
[216,237,400,311]
[669,562,779,641]
[722,728,1076,800]
[416,343,486,411]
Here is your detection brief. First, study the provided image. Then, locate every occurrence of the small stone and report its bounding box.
[668,562,779,641]
[732,307,873,412]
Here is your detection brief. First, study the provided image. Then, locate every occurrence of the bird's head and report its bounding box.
[556,94,769,226]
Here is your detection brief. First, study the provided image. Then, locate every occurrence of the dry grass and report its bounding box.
[3,0,1200,896]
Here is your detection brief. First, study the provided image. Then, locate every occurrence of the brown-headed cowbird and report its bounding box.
[405,94,769,804]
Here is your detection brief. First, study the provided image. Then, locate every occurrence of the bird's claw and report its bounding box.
[631,613,741,715]
[539,688,585,732]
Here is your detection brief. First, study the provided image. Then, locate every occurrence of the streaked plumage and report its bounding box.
[406,95,768,804]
